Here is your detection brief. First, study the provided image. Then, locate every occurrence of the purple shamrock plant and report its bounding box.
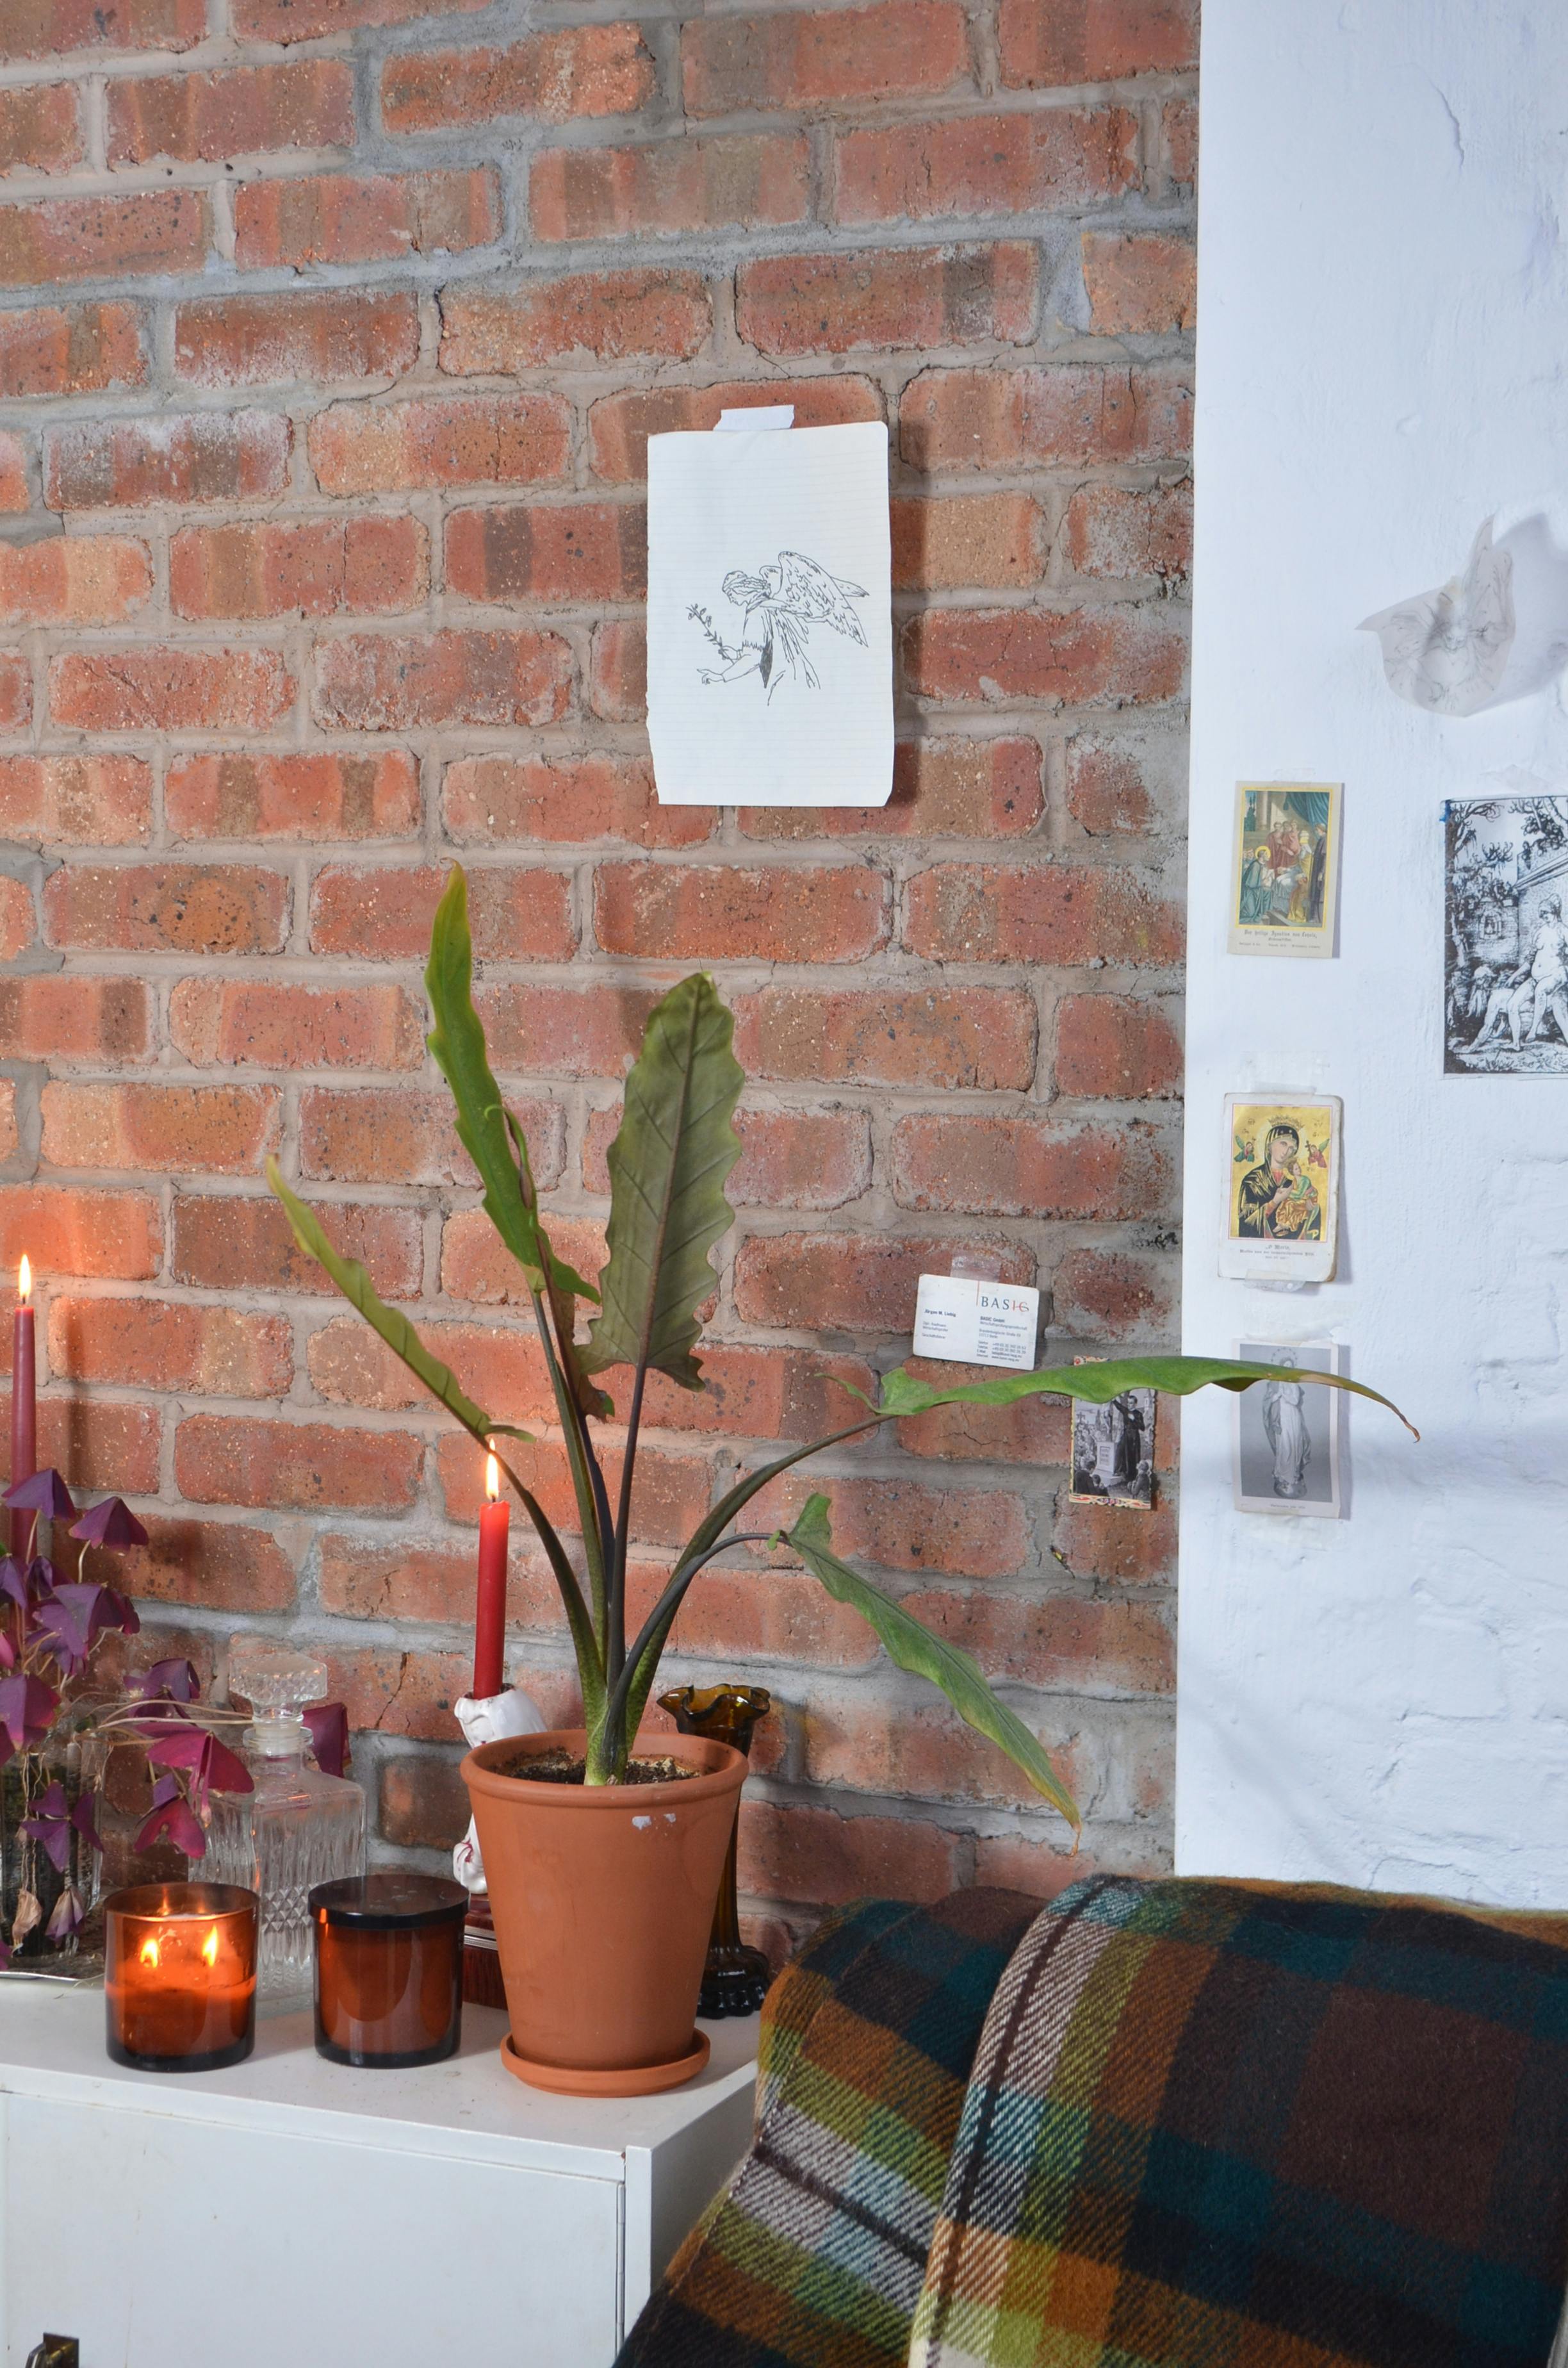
[0,1470,253,1961]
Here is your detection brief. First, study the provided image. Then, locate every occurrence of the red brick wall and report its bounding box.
[0,0,1193,1946]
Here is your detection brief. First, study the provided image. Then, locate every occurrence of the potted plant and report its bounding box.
[268,870,1410,2093]
[0,1471,254,1965]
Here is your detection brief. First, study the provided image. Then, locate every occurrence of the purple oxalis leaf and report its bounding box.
[19,1782,74,1873]
[0,1558,27,1611]
[147,1727,252,1808]
[31,1582,140,1670]
[69,1793,101,1855]
[44,1886,82,1941]
[143,1729,206,1773]
[96,1585,140,1638]
[136,1791,206,1861]
[69,1497,149,1551]
[20,1815,70,1873]
[3,1470,75,1520]
[29,1584,103,1666]
[128,1658,198,1705]
[0,1673,58,1757]
[304,1701,348,1780]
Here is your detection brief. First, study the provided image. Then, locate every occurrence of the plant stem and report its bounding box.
[607,1362,646,1695]
[604,1412,884,1747]
[529,1286,610,1656]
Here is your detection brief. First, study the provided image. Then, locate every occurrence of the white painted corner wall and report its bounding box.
[1179,0,1568,1902]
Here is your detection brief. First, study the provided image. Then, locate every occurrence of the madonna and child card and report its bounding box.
[1220,1095,1342,1283]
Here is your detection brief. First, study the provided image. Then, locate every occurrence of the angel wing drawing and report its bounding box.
[689,550,869,699]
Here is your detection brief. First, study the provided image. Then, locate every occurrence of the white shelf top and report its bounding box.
[0,1980,759,2182]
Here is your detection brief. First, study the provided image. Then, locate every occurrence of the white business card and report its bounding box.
[912,1274,1040,1370]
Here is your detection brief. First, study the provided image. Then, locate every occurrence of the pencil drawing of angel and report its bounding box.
[689,550,869,698]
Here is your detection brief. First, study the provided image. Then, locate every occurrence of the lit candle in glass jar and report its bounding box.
[104,1883,259,2073]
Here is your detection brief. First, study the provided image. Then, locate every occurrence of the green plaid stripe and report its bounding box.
[913,1879,1568,2368]
[617,1887,1038,2368]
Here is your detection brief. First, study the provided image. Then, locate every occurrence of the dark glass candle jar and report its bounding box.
[659,1684,773,2018]
[310,1873,466,2069]
[104,1882,258,2073]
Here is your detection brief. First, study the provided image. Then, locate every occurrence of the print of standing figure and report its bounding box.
[689,550,869,698]
[1262,1376,1311,1498]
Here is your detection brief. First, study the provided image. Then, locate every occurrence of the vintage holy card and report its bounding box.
[1232,1340,1344,1518]
[1220,1094,1342,1283]
[1229,782,1342,956]
[645,419,894,807]
[1069,1358,1155,1510]
[1444,794,1568,1075]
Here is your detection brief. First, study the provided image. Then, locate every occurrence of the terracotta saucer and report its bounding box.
[500,2028,710,2098]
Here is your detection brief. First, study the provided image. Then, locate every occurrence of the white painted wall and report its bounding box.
[1179,0,1568,1902]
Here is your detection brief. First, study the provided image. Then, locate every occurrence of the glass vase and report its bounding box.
[658,1684,772,2018]
[0,1720,106,1978]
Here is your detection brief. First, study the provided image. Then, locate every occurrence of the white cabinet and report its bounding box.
[0,1986,756,2366]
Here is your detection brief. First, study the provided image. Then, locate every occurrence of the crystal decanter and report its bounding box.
[206,1641,365,2004]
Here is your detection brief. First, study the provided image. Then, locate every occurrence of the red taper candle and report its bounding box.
[474,1452,508,1702]
[10,1256,35,1564]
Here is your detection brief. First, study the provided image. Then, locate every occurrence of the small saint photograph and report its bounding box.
[1229,781,1341,957]
[1069,1367,1156,1510]
[1444,794,1568,1075]
[1220,1096,1341,1284]
[1233,1341,1343,1518]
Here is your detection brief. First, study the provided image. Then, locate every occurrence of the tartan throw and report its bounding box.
[616,1886,1039,2368]
[911,1875,1568,2368]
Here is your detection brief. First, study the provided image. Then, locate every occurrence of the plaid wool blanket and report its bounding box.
[616,1886,1039,2368]
[911,1875,1568,2368]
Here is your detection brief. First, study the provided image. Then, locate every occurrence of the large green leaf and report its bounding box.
[781,1495,1079,1830]
[582,974,743,1390]
[267,1159,607,1708]
[425,868,596,1304]
[266,1161,509,1441]
[871,1355,1419,1437]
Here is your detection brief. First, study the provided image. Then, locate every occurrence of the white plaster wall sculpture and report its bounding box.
[1359,516,1515,716]
[646,412,894,807]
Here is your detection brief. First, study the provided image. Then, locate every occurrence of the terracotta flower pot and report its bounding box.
[461,1727,747,2097]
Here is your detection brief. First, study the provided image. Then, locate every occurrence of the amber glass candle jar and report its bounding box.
[311,1873,466,2069]
[104,1882,259,2073]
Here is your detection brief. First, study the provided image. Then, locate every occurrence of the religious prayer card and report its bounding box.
[911,1274,1040,1370]
[1229,782,1342,956]
[1069,1360,1155,1511]
[1220,1094,1342,1284]
[1232,1340,1344,1518]
[1444,794,1568,1075]
[646,419,894,807]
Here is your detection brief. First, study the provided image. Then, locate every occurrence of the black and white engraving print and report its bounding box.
[1445,795,1568,1074]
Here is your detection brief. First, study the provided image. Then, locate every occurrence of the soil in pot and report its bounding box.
[487,1747,696,1786]
[462,1727,746,2094]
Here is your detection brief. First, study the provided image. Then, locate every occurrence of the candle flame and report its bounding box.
[485,1452,500,1501]
[201,1925,219,1969]
[17,1254,29,1303]
[139,1934,159,1969]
